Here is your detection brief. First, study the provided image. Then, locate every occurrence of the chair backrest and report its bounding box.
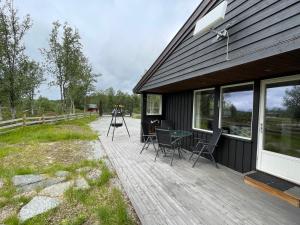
[207,129,222,153]
[156,128,172,146]
[161,120,174,130]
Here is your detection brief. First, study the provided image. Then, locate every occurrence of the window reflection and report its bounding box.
[221,84,253,138]
[146,94,162,115]
[264,80,300,158]
[193,89,214,130]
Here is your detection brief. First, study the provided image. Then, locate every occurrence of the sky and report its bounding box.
[14,0,200,100]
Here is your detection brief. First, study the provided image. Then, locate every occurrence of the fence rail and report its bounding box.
[0,113,96,134]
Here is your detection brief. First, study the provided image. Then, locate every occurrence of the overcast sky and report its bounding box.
[14,0,200,100]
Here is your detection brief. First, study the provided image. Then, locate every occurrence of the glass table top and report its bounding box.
[170,130,192,138]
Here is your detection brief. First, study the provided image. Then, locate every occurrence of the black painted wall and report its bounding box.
[161,80,260,173]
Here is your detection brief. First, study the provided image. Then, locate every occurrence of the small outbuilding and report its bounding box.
[86,104,98,113]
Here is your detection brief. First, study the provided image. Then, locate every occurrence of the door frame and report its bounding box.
[257,74,300,185]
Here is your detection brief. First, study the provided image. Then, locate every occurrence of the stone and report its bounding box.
[74,177,90,190]
[86,169,102,180]
[19,196,61,222]
[0,179,4,189]
[39,181,74,198]
[55,171,70,178]
[12,174,47,187]
[75,167,91,173]
[17,177,66,193]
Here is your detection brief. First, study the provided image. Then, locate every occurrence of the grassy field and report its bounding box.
[0,116,137,225]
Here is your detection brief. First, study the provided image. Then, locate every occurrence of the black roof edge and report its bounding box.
[133,0,219,94]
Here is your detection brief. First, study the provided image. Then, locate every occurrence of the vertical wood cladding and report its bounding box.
[164,88,257,173]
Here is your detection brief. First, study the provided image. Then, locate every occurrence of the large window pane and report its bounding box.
[146,94,162,115]
[221,84,253,138]
[193,89,214,130]
[264,80,300,158]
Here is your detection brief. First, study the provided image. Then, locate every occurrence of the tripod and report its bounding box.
[106,105,130,141]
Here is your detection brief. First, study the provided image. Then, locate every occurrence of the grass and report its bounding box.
[0,116,98,144]
[0,115,137,224]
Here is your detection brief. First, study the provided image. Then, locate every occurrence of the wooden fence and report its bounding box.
[0,113,97,134]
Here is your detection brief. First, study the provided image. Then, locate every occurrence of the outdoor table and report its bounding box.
[170,130,192,157]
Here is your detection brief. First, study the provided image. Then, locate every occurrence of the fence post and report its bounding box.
[23,113,26,126]
[42,114,45,124]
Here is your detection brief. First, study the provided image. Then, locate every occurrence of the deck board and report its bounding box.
[91,117,300,225]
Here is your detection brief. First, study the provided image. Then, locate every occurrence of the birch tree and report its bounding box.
[0,0,31,118]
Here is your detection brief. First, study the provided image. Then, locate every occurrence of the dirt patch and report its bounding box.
[1,141,93,170]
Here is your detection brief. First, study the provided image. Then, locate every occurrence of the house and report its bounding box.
[134,0,300,187]
[86,104,98,113]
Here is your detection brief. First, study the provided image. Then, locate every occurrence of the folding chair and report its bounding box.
[155,128,181,166]
[140,122,157,154]
[189,129,222,168]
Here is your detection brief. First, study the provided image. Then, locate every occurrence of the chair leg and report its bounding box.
[140,137,149,154]
[170,148,175,166]
[189,152,194,161]
[151,137,157,151]
[210,153,218,168]
[192,146,205,168]
[154,146,160,161]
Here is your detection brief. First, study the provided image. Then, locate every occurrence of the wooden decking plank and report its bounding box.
[91,117,300,225]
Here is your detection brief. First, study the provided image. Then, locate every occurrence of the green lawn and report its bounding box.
[0,116,137,225]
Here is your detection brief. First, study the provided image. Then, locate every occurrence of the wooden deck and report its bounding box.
[90,117,300,225]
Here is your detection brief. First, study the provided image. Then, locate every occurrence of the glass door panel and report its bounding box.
[264,80,300,158]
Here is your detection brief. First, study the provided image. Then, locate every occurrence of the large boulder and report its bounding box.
[12,174,47,187]
[39,181,74,198]
[19,196,61,222]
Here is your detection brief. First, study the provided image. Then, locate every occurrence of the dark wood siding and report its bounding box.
[141,0,300,91]
[163,82,260,173]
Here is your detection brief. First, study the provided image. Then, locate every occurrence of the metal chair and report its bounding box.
[155,128,181,166]
[189,129,222,168]
[140,122,157,154]
[160,120,174,130]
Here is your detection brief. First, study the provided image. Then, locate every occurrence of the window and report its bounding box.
[220,83,254,139]
[146,94,162,115]
[193,89,215,131]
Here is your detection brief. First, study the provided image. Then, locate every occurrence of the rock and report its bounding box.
[74,177,90,190]
[17,177,66,193]
[12,174,47,187]
[39,181,74,198]
[0,179,4,189]
[86,169,102,180]
[75,167,91,173]
[55,171,70,178]
[19,196,61,222]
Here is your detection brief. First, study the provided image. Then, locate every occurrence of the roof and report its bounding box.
[87,104,98,109]
[133,0,219,93]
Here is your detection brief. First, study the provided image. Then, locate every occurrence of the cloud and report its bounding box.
[14,0,200,99]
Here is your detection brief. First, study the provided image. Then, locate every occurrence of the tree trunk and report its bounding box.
[0,101,3,121]
[30,91,34,116]
[84,96,87,113]
[10,106,16,119]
